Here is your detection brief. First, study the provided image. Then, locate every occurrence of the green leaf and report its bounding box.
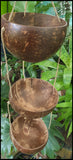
[20,69,24,79]
[65,85,72,102]
[1,117,13,156]
[56,101,72,108]
[63,68,72,88]
[42,114,64,159]
[50,128,65,141]
[1,1,12,15]
[57,114,65,121]
[26,1,36,12]
[67,121,72,138]
[12,73,16,82]
[51,119,63,128]
[63,117,71,131]
[46,147,56,159]
[1,1,7,15]
[69,32,72,54]
[1,80,6,85]
[49,78,64,91]
[38,65,48,72]
[14,62,20,69]
[34,59,65,70]
[57,106,72,129]
[1,82,9,98]
[41,146,46,155]
[64,108,72,119]
[36,3,52,13]
[9,1,36,12]
[69,51,72,68]
[9,1,25,12]
[41,139,56,159]
[7,1,13,13]
[49,133,60,151]
[26,62,37,78]
[59,95,65,102]
[56,46,70,68]
[2,63,11,77]
[41,69,63,81]
[1,98,8,113]
[28,68,37,78]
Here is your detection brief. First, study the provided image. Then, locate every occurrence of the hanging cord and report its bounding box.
[23,61,26,80]
[7,100,30,149]
[24,1,27,16]
[7,101,14,141]
[7,101,14,139]
[48,1,61,130]
[51,1,61,23]
[8,1,16,21]
[22,1,27,80]
[1,1,17,98]
[1,27,12,97]
[53,48,61,88]
[48,48,61,130]
[1,1,17,128]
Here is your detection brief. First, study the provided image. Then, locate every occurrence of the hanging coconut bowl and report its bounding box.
[9,78,59,119]
[10,115,48,154]
[1,12,67,62]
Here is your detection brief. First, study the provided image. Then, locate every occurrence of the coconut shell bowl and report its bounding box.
[10,115,48,154]
[9,78,59,119]
[1,12,67,62]
[9,78,58,154]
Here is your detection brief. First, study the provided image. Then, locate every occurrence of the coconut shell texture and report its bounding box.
[10,116,48,154]
[1,12,67,62]
[9,78,59,118]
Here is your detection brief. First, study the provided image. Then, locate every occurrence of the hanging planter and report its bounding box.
[9,78,59,118]
[1,1,67,157]
[1,12,67,62]
[10,115,48,155]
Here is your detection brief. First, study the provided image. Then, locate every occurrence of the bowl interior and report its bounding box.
[11,116,48,153]
[3,12,66,27]
[9,78,58,113]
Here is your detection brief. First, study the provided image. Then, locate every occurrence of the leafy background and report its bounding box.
[1,1,72,159]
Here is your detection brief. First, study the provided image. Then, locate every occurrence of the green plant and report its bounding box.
[1,116,17,159]
[1,1,72,159]
[1,1,12,15]
[32,31,72,138]
[9,1,37,13]
[41,114,65,159]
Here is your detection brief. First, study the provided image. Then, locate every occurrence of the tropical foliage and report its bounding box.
[1,1,72,159]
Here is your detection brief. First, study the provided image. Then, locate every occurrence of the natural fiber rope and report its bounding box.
[48,112,52,130]
[1,1,17,98]
[1,27,12,97]
[1,1,17,128]
[6,1,27,127]
[48,48,61,130]
[53,48,61,88]
[23,1,28,80]
[51,1,61,23]
[23,61,26,80]
[24,1,27,16]
[48,1,61,130]
[8,1,16,21]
